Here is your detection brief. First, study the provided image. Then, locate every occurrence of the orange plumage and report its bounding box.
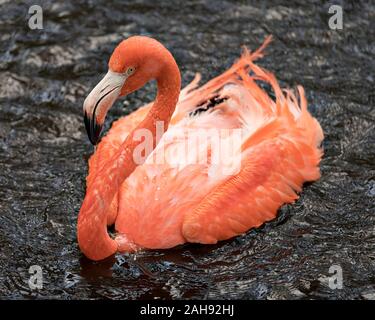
[78,36,323,261]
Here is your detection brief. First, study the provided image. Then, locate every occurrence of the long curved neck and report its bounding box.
[125,59,181,175]
[78,54,181,261]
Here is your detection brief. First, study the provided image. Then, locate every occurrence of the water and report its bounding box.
[0,0,374,299]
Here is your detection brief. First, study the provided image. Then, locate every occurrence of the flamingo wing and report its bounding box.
[182,74,323,244]
[182,123,322,244]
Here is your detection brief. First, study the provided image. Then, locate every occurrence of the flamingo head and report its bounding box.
[83,36,166,145]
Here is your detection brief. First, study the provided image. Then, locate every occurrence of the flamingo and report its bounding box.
[78,36,323,261]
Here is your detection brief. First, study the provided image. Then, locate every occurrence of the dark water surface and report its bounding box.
[0,0,374,299]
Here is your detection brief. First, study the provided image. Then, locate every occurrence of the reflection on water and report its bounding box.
[80,255,115,281]
[0,0,374,299]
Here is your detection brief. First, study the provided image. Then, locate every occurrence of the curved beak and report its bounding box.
[83,70,128,145]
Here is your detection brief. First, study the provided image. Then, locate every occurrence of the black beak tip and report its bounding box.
[84,111,102,146]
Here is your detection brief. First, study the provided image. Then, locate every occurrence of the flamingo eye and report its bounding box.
[126,67,135,76]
